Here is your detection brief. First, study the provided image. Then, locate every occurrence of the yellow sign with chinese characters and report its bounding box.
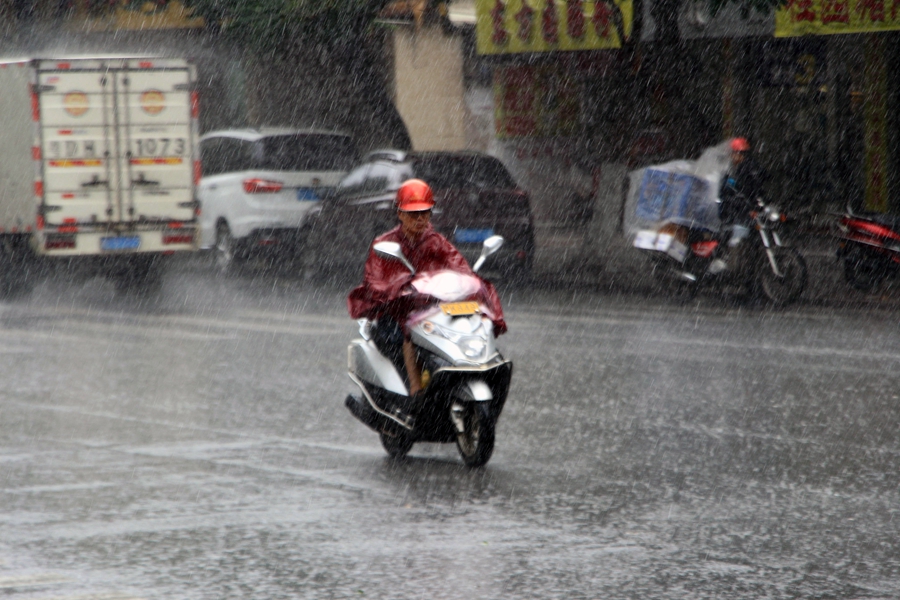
[476,0,633,55]
[776,0,900,36]
[67,0,204,32]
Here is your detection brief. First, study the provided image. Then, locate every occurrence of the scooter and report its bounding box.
[633,197,808,306]
[836,206,900,292]
[344,236,513,467]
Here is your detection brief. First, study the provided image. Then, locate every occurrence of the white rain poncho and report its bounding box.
[623,141,733,239]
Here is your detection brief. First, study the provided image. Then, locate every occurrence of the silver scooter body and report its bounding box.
[345,236,512,467]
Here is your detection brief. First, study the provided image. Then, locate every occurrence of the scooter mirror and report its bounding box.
[373,241,416,274]
[483,235,504,253]
[473,235,505,273]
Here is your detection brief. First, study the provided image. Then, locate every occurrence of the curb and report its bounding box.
[530,234,900,310]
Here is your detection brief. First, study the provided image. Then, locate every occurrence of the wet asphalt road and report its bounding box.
[1,263,899,599]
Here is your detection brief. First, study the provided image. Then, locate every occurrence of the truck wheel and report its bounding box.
[0,241,37,298]
[112,256,163,293]
[214,222,236,275]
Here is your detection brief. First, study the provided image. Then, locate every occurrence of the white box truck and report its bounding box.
[0,56,200,291]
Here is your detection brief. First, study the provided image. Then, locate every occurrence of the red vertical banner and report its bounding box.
[495,66,537,137]
[493,65,579,138]
[864,35,888,212]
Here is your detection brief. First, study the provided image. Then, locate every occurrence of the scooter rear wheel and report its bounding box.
[455,403,495,468]
[380,431,414,459]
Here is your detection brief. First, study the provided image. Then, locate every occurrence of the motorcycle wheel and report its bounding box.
[455,403,495,468]
[842,247,885,292]
[650,261,699,304]
[380,431,414,459]
[758,247,808,307]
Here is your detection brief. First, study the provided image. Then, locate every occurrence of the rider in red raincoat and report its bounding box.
[348,179,506,395]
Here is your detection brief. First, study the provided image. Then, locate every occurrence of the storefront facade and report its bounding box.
[471,0,900,255]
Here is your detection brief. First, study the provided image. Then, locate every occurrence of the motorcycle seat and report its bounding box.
[866,213,900,232]
[848,210,900,232]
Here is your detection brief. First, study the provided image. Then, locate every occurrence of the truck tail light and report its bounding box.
[45,234,76,250]
[163,233,194,245]
[163,221,193,245]
[243,178,283,194]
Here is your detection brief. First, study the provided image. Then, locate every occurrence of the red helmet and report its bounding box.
[730,137,750,152]
[396,179,435,212]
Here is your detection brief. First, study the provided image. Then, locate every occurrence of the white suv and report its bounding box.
[198,128,358,271]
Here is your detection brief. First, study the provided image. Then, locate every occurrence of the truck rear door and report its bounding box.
[38,61,118,227]
[38,59,196,232]
[117,60,195,224]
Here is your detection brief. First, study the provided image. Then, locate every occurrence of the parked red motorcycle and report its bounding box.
[836,207,900,292]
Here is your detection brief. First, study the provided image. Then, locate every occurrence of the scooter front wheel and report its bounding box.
[454,402,495,468]
[380,431,414,459]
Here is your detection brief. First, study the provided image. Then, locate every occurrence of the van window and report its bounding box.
[412,156,516,190]
[256,134,359,172]
[199,139,227,176]
[201,138,253,175]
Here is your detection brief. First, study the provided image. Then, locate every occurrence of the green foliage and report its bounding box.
[183,0,390,51]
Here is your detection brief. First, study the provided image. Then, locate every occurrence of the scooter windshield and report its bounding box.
[411,270,483,302]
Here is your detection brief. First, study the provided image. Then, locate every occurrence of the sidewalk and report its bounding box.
[532,228,900,309]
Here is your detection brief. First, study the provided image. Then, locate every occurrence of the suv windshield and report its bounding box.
[412,155,516,190]
[257,134,358,172]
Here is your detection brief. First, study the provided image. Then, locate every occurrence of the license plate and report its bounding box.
[101,236,140,251]
[440,301,479,316]
[296,188,320,201]
[455,228,494,244]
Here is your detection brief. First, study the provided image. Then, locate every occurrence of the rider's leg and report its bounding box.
[372,317,406,378]
[403,339,423,396]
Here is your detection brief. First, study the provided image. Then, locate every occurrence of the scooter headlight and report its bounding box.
[460,336,486,359]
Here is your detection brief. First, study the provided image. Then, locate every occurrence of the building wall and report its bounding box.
[392,26,468,151]
[740,34,900,216]
[0,23,245,135]
[0,18,410,153]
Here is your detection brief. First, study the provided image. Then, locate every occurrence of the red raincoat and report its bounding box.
[347,224,507,336]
